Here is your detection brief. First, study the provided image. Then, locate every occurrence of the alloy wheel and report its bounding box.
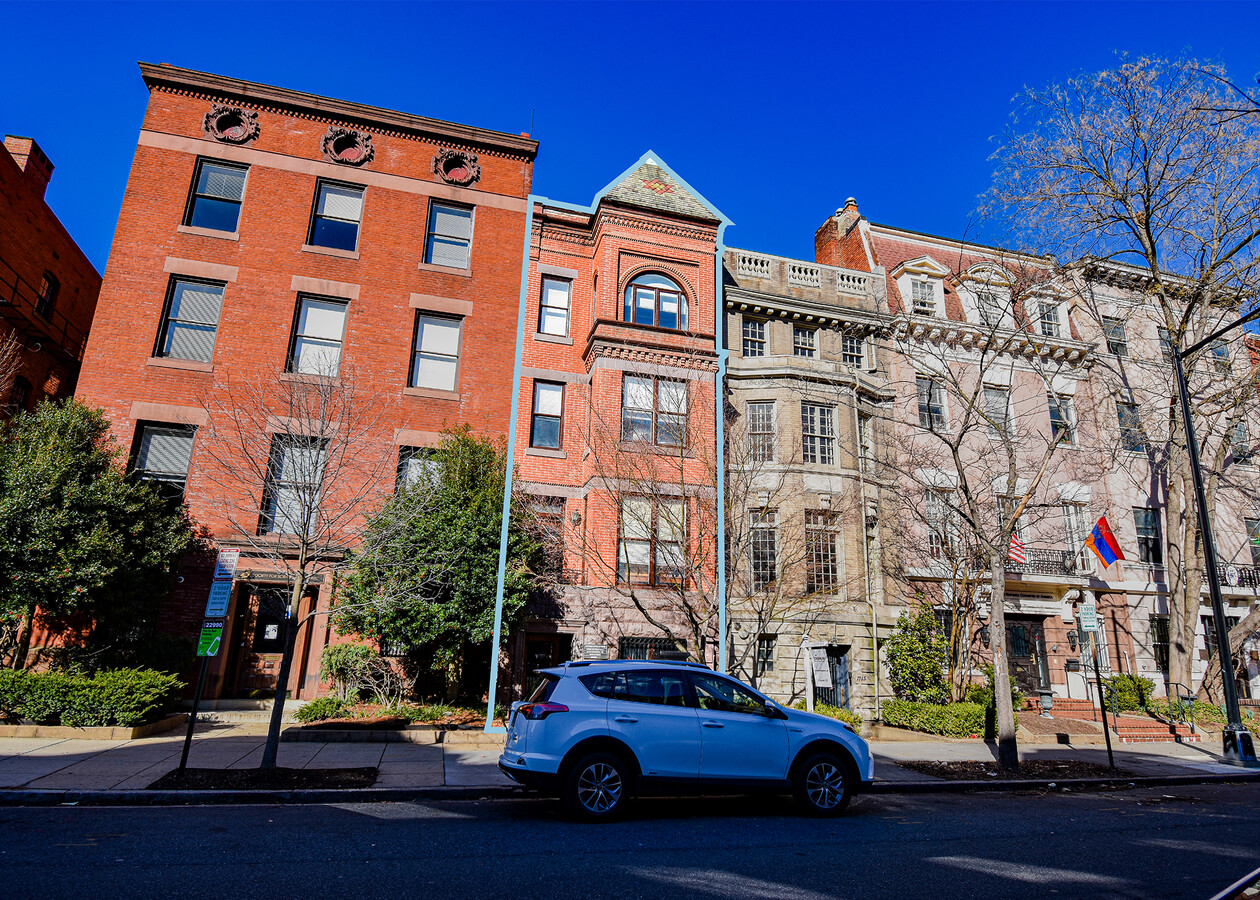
[576,762,623,814]
[805,761,845,810]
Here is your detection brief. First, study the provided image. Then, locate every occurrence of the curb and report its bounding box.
[1,771,1257,807]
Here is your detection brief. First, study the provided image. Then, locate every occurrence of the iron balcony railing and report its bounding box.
[1007,548,1084,578]
[1204,562,1260,590]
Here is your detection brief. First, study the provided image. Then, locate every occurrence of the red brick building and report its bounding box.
[75,64,536,699]
[502,153,729,700]
[0,135,101,412]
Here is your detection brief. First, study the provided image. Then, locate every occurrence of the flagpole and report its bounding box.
[1172,341,1256,765]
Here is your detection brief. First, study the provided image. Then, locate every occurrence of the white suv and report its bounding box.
[498,659,873,820]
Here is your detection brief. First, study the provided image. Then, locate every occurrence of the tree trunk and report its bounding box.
[1197,606,1260,704]
[259,577,306,770]
[988,552,1019,771]
[13,602,36,670]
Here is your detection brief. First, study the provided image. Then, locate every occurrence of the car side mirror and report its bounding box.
[763,700,787,719]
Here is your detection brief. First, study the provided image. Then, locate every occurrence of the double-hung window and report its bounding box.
[397,446,438,493]
[976,291,1004,326]
[133,423,196,500]
[1048,393,1076,444]
[805,510,840,595]
[1062,502,1090,570]
[742,318,766,357]
[309,181,364,252]
[1133,507,1163,565]
[36,271,58,319]
[539,278,571,337]
[911,280,935,316]
[746,401,775,462]
[917,376,947,430]
[984,386,1010,435]
[261,435,328,536]
[618,497,685,586]
[186,160,247,233]
[750,509,777,590]
[841,334,865,367]
[288,296,348,375]
[1157,327,1173,362]
[755,635,776,676]
[425,202,474,268]
[621,375,687,447]
[1247,518,1260,567]
[410,314,462,391]
[1232,422,1254,465]
[530,381,564,449]
[1102,316,1128,357]
[156,277,225,364]
[793,326,817,358]
[801,403,834,465]
[926,490,956,560]
[1039,301,1062,337]
[1117,401,1144,453]
[1211,340,1231,373]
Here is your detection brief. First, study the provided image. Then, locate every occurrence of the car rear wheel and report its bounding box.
[793,751,853,817]
[564,752,630,821]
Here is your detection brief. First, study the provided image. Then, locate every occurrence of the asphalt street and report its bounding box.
[2,783,1257,899]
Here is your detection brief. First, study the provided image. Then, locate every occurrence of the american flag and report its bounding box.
[1008,533,1027,565]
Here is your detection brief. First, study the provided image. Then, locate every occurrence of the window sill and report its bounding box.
[526,447,567,459]
[417,261,471,278]
[534,333,573,346]
[147,357,213,373]
[302,243,360,260]
[403,386,460,401]
[177,225,239,241]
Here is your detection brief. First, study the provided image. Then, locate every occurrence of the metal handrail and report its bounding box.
[0,255,90,362]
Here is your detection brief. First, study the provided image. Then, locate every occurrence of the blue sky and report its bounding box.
[3,1,1258,273]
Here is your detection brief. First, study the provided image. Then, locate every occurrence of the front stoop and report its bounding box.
[1112,716,1201,743]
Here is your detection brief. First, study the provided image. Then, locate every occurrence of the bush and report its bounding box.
[884,605,951,704]
[793,699,862,729]
[0,668,182,727]
[967,665,1024,710]
[1103,674,1155,711]
[882,699,1019,737]
[319,643,377,701]
[294,696,352,723]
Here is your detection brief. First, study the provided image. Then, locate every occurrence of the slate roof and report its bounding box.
[601,157,720,222]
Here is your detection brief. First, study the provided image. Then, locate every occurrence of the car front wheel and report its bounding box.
[564,752,631,821]
[793,751,853,817]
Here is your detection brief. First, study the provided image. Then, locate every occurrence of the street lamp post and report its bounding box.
[1171,306,1260,765]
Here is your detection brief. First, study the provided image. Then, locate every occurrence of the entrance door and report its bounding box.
[523,633,573,700]
[813,646,852,709]
[1006,619,1049,694]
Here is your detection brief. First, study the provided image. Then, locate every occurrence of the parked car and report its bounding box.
[498,659,873,820]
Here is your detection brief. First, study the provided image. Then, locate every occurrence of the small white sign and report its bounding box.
[1079,601,1099,632]
[213,548,240,580]
[810,647,833,689]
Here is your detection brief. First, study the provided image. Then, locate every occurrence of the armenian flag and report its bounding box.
[1085,516,1125,568]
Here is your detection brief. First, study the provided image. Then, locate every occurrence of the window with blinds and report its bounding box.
[186,159,248,233]
[260,435,328,536]
[309,181,364,252]
[539,278,571,337]
[425,202,474,268]
[133,424,196,495]
[410,314,462,391]
[156,278,225,364]
[288,296,348,376]
[530,381,564,449]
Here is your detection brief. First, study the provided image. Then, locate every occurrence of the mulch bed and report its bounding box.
[1019,715,1102,736]
[897,759,1129,781]
[149,767,377,790]
[300,716,407,731]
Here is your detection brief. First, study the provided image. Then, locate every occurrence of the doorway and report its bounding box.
[1006,618,1049,694]
[813,645,852,710]
[522,633,573,699]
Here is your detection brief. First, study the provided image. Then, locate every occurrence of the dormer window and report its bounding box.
[911,280,935,317]
[624,273,688,331]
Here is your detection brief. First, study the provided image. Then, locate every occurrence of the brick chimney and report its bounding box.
[4,135,55,199]
[814,197,868,271]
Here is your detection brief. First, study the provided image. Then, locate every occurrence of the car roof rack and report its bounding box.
[556,659,711,670]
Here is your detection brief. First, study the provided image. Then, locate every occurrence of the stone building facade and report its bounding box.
[0,135,101,412]
[74,63,536,700]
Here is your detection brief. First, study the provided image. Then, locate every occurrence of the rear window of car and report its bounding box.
[579,672,617,699]
[526,673,560,702]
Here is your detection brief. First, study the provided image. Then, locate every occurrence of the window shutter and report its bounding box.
[200,164,246,201]
[417,317,461,355]
[319,185,364,221]
[299,299,347,340]
[431,204,472,239]
[138,427,194,477]
[428,237,469,268]
[534,383,563,416]
[172,283,224,326]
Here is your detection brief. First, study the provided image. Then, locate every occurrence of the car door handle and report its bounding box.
[614,715,638,723]
[702,721,725,728]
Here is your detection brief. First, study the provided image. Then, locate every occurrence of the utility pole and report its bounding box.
[1171,306,1260,765]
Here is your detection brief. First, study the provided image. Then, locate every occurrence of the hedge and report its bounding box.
[793,699,862,729]
[882,699,1018,738]
[0,668,183,727]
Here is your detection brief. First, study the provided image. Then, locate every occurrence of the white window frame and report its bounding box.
[410,313,463,391]
[539,277,571,337]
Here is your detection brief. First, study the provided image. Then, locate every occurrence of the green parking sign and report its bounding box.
[197,622,223,657]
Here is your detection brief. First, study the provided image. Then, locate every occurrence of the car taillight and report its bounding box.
[518,702,568,720]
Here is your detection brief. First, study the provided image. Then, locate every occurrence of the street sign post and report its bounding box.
[205,581,232,618]
[1082,607,1116,771]
[181,549,240,773]
[213,548,240,580]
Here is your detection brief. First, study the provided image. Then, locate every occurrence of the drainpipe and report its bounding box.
[853,383,880,720]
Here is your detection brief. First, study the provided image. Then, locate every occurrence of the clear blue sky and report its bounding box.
[3,1,1258,273]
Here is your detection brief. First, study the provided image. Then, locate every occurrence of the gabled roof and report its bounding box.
[596,151,725,223]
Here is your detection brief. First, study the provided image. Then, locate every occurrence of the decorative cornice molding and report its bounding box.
[321,126,375,166]
[202,104,260,144]
[433,148,481,186]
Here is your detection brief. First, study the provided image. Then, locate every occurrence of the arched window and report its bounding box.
[623,273,688,331]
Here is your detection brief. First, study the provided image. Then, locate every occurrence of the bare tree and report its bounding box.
[195,360,396,768]
[989,55,1260,694]
[881,251,1095,769]
[0,331,24,413]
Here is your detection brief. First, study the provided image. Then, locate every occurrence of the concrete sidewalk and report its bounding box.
[0,722,1248,793]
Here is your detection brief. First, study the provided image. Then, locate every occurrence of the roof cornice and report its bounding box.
[138,62,539,160]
